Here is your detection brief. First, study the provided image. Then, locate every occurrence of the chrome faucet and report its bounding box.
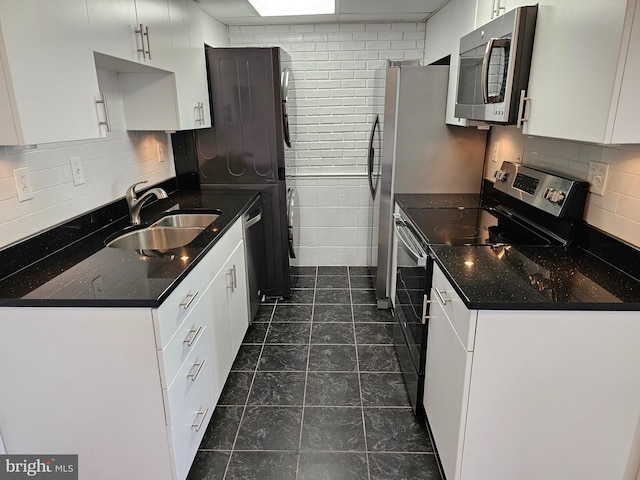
[126,181,168,225]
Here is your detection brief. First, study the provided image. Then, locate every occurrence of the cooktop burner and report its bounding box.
[405,207,553,246]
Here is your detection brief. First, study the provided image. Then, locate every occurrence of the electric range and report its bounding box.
[392,161,589,418]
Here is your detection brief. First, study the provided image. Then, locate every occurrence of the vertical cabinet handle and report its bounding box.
[187,358,206,382]
[232,265,237,290]
[191,407,209,431]
[226,268,235,292]
[135,24,151,60]
[96,92,111,132]
[516,89,530,128]
[434,288,449,306]
[144,25,152,60]
[194,102,205,125]
[180,291,199,309]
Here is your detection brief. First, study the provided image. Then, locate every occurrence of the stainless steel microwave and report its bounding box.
[455,5,537,124]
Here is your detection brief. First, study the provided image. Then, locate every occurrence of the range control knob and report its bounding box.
[494,170,509,182]
[543,188,566,205]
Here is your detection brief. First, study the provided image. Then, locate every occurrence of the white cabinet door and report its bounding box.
[475,0,532,27]
[0,0,104,145]
[227,241,249,356]
[169,0,211,130]
[134,0,173,69]
[522,0,640,143]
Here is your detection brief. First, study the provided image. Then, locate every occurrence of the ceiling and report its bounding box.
[196,0,450,25]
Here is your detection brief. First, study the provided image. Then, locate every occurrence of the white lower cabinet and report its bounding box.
[424,264,640,480]
[0,218,249,480]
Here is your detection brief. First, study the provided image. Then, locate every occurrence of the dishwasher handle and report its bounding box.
[393,213,427,267]
[244,211,262,229]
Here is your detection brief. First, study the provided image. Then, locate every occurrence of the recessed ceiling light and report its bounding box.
[247,0,335,16]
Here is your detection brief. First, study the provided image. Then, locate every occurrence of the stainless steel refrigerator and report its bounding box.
[196,46,293,299]
[373,63,488,308]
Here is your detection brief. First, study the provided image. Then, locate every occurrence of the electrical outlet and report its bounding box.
[587,161,609,196]
[69,156,85,185]
[157,143,165,163]
[13,167,34,201]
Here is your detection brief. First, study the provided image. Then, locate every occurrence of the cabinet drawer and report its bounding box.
[157,305,207,388]
[164,329,214,480]
[153,218,244,348]
[432,265,477,351]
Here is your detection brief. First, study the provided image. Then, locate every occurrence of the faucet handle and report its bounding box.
[126,181,149,201]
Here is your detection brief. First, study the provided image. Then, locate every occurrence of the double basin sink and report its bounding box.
[106,211,221,251]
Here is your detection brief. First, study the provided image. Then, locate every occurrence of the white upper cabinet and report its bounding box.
[0,0,105,145]
[168,0,211,130]
[474,0,532,27]
[86,0,173,70]
[424,0,477,126]
[521,0,640,144]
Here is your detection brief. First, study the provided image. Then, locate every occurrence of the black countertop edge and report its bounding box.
[462,300,640,311]
[0,188,259,308]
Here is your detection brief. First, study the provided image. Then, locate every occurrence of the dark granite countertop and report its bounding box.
[0,189,258,307]
[395,193,484,209]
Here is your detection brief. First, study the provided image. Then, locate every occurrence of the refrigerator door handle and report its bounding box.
[368,114,380,199]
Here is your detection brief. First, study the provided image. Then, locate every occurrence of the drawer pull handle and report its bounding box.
[434,288,449,306]
[183,325,203,347]
[180,291,199,309]
[191,407,209,432]
[187,358,207,382]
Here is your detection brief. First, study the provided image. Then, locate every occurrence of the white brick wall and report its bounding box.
[229,22,425,265]
[0,69,175,249]
[486,126,640,248]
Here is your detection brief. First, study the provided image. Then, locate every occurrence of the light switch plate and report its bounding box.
[13,167,34,201]
[70,156,85,185]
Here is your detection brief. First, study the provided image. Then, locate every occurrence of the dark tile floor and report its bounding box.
[187,266,444,480]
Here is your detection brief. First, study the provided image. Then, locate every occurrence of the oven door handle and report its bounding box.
[394,214,427,267]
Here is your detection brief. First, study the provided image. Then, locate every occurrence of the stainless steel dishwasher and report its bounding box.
[243,196,267,322]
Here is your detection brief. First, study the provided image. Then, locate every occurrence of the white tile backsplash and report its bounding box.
[0,69,174,249]
[486,126,640,248]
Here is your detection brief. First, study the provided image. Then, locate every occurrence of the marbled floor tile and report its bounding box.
[300,407,366,452]
[297,451,369,480]
[234,406,303,450]
[242,322,269,344]
[224,451,298,480]
[351,289,377,305]
[352,305,395,323]
[265,322,310,344]
[316,275,350,289]
[308,344,357,372]
[318,266,348,275]
[315,289,351,304]
[360,373,411,407]
[247,371,306,406]
[313,304,352,322]
[311,322,355,344]
[218,371,253,406]
[368,453,442,480]
[230,345,262,372]
[199,406,244,450]
[291,266,317,275]
[291,275,316,289]
[186,451,231,480]
[357,345,401,372]
[304,372,361,406]
[364,408,433,452]
[254,305,275,322]
[278,289,315,304]
[272,304,314,323]
[349,275,374,289]
[354,323,394,345]
[258,344,309,371]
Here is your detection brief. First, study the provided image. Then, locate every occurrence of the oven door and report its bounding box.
[393,213,431,417]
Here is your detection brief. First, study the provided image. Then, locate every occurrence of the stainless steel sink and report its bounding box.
[107,226,204,250]
[152,213,219,228]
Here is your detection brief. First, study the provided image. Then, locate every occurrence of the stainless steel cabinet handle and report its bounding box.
[144,25,152,60]
[434,288,449,306]
[183,325,203,347]
[96,92,111,132]
[180,291,198,309]
[187,358,206,382]
[226,269,234,292]
[232,265,237,290]
[516,89,530,128]
[135,24,147,59]
[191,407,209,431]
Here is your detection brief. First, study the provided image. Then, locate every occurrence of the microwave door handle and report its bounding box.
[394,215,427,267]
[481,38,497,104]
